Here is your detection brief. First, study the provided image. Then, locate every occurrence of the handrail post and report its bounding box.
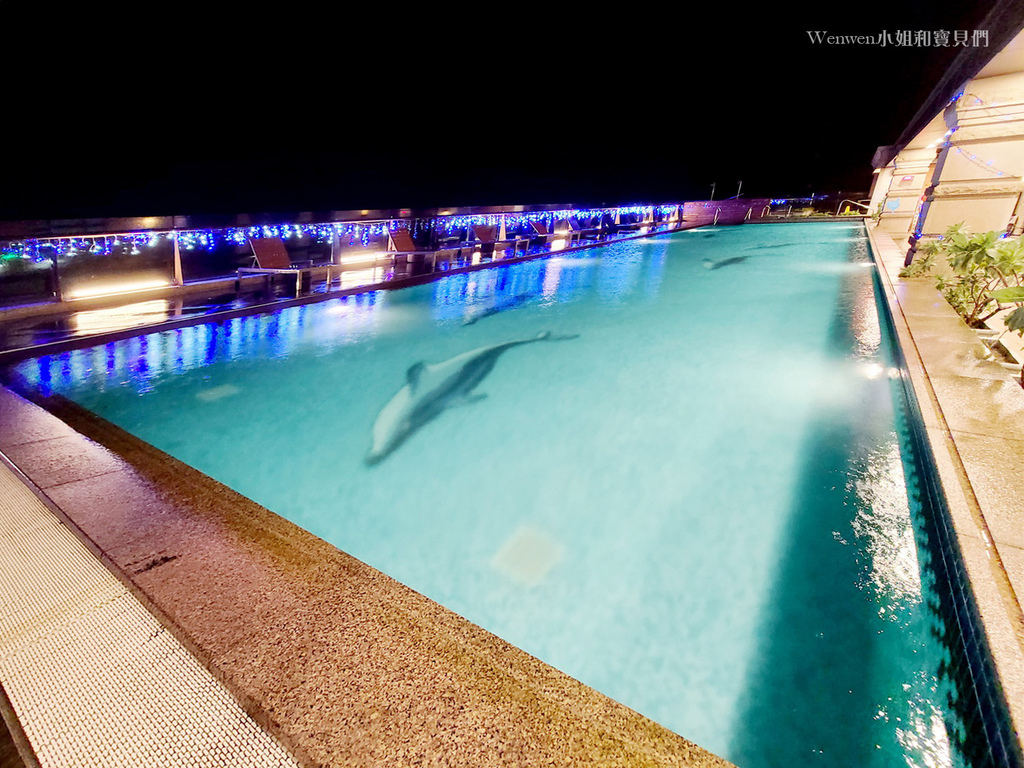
[50,250,63,301]
[172,231,183,286]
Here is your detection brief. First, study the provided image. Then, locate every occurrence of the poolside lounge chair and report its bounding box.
[469,225,497,259]
[612,212,646,234]
[237,236,313,296]
[387,226,419,254]
[388,226,433,275]
[566,216,603,242]
[530,220,555,245]
[469,224,529,260]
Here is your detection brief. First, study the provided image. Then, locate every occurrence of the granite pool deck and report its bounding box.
[867,222,1024,750]
[0,452,300,768]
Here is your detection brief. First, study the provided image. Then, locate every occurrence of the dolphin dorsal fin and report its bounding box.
[406,361,426,390]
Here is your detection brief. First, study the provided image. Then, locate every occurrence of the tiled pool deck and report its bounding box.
[0,219,1021,764]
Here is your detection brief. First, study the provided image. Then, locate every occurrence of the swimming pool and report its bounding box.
[10,222,1018,767]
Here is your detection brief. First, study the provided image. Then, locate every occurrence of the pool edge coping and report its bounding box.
[866,222,1024,751]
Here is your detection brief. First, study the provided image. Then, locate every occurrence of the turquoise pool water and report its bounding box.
[12,222,1011,767]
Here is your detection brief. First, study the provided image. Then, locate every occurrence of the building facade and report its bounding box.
[871,25,1024,258]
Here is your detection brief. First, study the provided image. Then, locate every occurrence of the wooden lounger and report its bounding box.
[237,237,313,296]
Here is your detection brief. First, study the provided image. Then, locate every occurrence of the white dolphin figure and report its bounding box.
[366,331,575,466]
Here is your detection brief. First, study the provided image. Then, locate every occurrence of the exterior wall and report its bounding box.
[924,189,1020,233]
[874,146,937,246]
[876,61,1024,243]
[868,166,893,215]
[919,81,1024,236]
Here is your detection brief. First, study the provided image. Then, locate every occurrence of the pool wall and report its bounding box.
[867,223,1024,761]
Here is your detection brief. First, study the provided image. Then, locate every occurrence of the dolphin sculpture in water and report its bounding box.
[462,292,535,325]
[702,256,748,270]
[366,331,577,466]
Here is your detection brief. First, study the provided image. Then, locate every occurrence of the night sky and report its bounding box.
[0,2,1003,221]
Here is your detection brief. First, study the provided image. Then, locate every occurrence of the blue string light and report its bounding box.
[950,145,1011,177]
[0,205,687,260]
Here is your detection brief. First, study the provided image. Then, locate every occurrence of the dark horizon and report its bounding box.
[0,2,1005,224]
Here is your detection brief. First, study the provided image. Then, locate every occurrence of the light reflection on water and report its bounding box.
[848,274,923,614]
[17,291,385,395]
[848,240,954,768]
[896,688,956,768]
[850,441,922,614]
[21,240,665,397]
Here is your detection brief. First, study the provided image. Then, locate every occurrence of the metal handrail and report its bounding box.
[834,199,871,216]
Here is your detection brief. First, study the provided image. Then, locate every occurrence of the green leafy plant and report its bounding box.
[0,253,31,276]
[989,287,1024,333]
[927,223,1024,326]
[989,285,1024,387]
[899,245,936,277]
[922,223,1024,386]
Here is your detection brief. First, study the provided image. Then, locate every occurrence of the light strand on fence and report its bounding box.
[1,205,683,261]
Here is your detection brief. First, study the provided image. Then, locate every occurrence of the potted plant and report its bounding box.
[901,223,1024,385]
[989,286,1024,386]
